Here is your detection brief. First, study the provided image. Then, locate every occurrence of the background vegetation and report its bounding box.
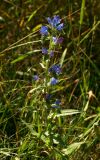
[0,0,100,159]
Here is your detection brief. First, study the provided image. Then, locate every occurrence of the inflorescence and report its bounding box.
[35,15,64,109]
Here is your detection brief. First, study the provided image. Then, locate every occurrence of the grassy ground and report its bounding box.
[0,0,100,160]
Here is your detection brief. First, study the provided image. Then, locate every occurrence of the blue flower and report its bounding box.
[50,77,58,85]
[55,99,61,105]
[47,15,64,30]
[52,37,64,44]
[56,37,64,44]
[45,93,52,101]
[40,26,48,35]
[52,99,61,108]
[47,16,61,27]
[49,64,61,75]
[56,23,64,31]
[52,37,58,44]
[50,50,54,57]
[33,75,39,81]
[42,47,48,54]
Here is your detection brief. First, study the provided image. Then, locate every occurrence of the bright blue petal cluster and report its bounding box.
[49,64,61,75]
[47,15,64,30]
[40,26,48,35]
[50,77,58,85]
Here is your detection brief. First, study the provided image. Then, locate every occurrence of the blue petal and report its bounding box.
[50,51,54,57]
[33,75,39,81]
[42,47,48,54]
[40,26,48,35]
[47,17,52,25]
[52,37,58,44]
[56,23,64,30]
[50,77,58,85]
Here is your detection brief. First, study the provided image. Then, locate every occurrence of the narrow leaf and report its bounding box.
[62,142,85,155]
[80,0,86,25]
[60,48,67,67]
[53,109,80,118]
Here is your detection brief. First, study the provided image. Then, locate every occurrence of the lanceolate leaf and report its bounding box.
[55,109,80,118]
[62,142,85,155]
[11,50,40,64]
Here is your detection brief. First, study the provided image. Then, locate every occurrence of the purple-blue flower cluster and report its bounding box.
[40,15,64,58]
[47,15,64,31]
[39,15,64,109]
[40,15,64,36]
[49,64,61,75]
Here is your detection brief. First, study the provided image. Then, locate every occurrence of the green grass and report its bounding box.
[0,0,100,160]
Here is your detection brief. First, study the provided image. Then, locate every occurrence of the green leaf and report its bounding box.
[55,109,80,117]
[28,6,43,22]
[62,142,85,155]
[21,120,39,137]
[11,50,40,64]
[32,24,42,32]
[80,0,86,25]
[60,48,67,67]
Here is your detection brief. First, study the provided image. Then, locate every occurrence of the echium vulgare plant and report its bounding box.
[34,15,64,109]
[41,15,64,109]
